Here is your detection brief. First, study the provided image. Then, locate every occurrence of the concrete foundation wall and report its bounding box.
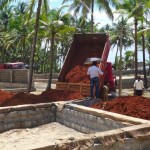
[90,137,150,150]
[0,102,150,149]
[0,103,55,133]
[56,107,127,134]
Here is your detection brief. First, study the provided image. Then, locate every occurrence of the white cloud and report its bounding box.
[92,11,113,28]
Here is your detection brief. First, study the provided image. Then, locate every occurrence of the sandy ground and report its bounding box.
[0,122,88,150]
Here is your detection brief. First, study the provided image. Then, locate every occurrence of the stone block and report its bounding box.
[7,123,16,130]
[97,117,104,125]
[25,121,32,128]
[0,113,5,119]
[88,114,94,121]
[81,126,89,133]
[74,124,81,132]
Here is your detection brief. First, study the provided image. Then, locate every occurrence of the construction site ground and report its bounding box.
[1,76,150,150]
[33,81,150,98]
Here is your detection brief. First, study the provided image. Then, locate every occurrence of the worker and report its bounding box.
[87,61,103,99]
[133,75,144,96]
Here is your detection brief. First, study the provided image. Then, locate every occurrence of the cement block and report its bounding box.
[113,138,140,150]
[0,113,5,119]
[19,111,28,116]
[6,111,19,118]
[140,140,150,150]
[15,122,21,128]
[88,114,94,121]
[74,123,81,132]
[97,117,104,125]
[81,126,89,133]
[27,110,35,115]
[25,121,32,128]
[73,110,78,117]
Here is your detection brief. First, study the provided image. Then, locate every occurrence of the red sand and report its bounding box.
[91,96,150,120]
[65,65,90,84]
[0,89,84,107]
[0,90,14,105]
[0,90,150,121]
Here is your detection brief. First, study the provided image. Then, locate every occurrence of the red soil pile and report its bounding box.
[65,65,90,84]
[0,89,84,107]
[0,90,14,105]
[91,96,150,120]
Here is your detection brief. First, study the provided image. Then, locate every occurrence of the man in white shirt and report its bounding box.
[133,75,144,96]
[87,61,103,99]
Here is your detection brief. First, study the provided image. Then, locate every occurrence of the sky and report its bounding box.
[16,0,149,63]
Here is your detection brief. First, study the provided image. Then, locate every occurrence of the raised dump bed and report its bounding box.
[56,33,116,98]
[0,102,150,149]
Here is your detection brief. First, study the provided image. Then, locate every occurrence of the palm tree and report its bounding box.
[0,0,14,9]
[137,26,150,87]
[117,0,150,79]
[39,8,75,89]
[27,0,42,92]
[63,0,115,32]
[124,51,134,69]
[109,17,132,96]
[27,0,50,92]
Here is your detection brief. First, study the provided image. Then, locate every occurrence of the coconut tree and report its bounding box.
[27,0,50,92]
[138,26,150,87]
[39,8,75,89]
[109,17,133,96]
[27,0,42,92]
[116,0,150,79]
[0,0,15,9]
[124,50,134,69]
[63,0,115,32]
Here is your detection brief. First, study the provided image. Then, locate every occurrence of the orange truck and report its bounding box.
[56,33,116,99]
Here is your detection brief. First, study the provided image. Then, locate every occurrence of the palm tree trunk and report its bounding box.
[142,30,147,88]
[115,40,119,70]
[91,0,94,32]
[118,33,123,96]
[47,30,55,89]
[27,0,42,93]
[134,17,138,79]
[148,48,150,75]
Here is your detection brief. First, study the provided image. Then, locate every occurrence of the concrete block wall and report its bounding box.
[0,69,30,83]
[13,69,29,83]
[1,102,150,149]
[0,103,55,133]
[56,107,128,134]
[90,137,150,150]
[0,70,12,82]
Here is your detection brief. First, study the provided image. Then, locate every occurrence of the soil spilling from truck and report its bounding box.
[0,89,84,107]
[65,65,90,84]
[91,96,150,120]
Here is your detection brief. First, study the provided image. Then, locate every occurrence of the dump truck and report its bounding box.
[56,33,116,100]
